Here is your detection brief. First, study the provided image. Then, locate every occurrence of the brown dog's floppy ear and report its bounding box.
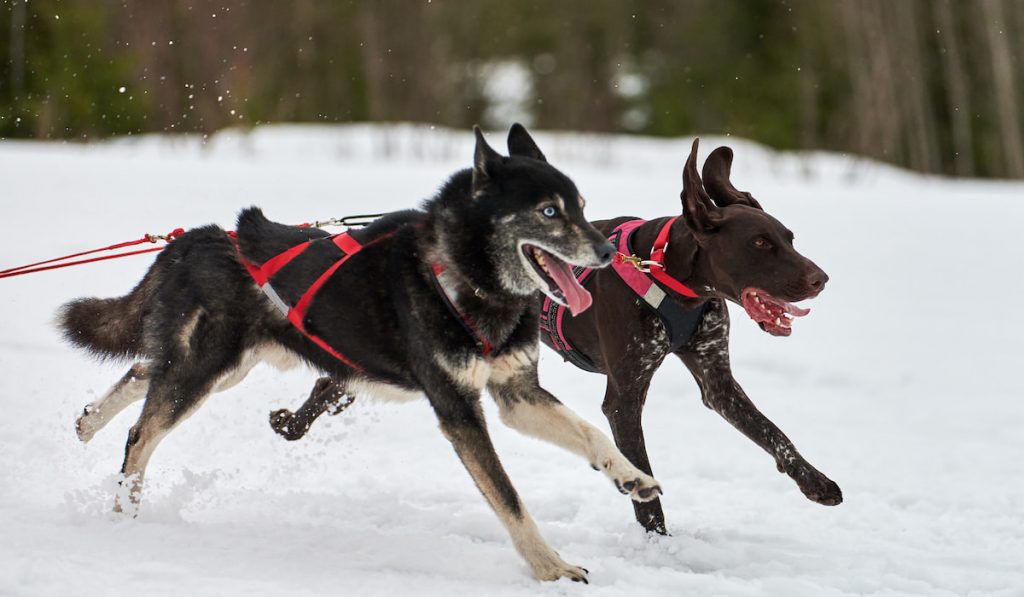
[506,123,547,162]
[702,146,762,210]
[681,138,720,233]
[472,125,502,196]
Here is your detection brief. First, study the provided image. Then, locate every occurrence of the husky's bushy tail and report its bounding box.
[57,265,161,361]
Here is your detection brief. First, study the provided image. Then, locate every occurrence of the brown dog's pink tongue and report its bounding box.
[546,259,593,315]
[786,302,811,317]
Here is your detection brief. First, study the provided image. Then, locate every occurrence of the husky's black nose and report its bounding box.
[595,242,615,267]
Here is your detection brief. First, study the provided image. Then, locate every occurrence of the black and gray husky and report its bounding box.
[59,125,661,582]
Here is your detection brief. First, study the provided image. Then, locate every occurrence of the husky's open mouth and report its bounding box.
[521,244,593,316]
[741,288,810,337]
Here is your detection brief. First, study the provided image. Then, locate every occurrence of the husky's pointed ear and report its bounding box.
[507,123,547,162]
[681,138,720,234]
[702,146,762,210]
[472,125,502,196]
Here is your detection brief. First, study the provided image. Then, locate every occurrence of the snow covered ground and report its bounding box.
[1,124,1022,596]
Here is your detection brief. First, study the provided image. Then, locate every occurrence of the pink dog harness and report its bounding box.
[540,219,708,373]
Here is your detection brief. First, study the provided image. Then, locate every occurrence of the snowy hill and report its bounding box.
[1,124,1022,596]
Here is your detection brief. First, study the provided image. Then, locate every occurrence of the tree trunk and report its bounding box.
[8,0,26,97]
[981,0,1024,177]
[888,0,940,173]
[838,0,902,165]
[358,3,387,122]
[933,0,975,176]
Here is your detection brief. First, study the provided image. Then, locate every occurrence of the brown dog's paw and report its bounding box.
[269,408,307,441]
[787,462,843,506]
[635,503,669,536]
[810,479,843,506]
[800,474,843,506]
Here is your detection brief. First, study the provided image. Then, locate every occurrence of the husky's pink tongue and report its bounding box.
[546,258,593,316]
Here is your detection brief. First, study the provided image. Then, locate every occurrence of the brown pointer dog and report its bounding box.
[270,139,842,535]
[546,139,843,533]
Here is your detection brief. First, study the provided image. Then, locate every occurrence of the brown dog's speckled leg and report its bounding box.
[591,310,674,534]
[601,373,668,534]
[678,300,842,506]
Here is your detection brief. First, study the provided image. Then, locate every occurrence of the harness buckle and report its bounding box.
[309,214,384,229]
[145,229,183,243]
[616,253,642,268]
[615,253,662,273]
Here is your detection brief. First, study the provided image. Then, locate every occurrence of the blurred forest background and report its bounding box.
[2,0,1023,178]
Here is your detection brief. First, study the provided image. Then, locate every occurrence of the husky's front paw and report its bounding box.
[600,460,662,502]
[614,474,663,503]
[529,555,589,584]
[269,409,308,441]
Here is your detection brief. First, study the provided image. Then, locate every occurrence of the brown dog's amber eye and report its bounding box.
[753,238,772,249]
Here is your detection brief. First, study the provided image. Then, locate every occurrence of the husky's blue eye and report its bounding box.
[542,206,557,218]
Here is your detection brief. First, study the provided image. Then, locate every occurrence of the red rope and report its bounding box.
[0,228,185,280]
[0,214,381,281]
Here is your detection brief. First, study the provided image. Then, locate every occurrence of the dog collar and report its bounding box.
[430,263,494,357]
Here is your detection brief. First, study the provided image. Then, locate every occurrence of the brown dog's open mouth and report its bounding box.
[741,288,810,337]
[522,244,593,316]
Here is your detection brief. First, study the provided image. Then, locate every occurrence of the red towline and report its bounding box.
[0,229,186,279]
[0,215,381,280]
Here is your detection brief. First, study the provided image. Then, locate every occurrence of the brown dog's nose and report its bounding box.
[807,268,829,294]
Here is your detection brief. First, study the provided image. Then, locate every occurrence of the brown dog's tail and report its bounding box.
[57,265,160,361]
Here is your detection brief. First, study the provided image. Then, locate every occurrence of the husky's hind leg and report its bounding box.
[114,329,247,513]
[270,376,353,441]
[115,366,229,514]
[76,362,150,443]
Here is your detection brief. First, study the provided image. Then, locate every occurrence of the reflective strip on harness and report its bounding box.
[642,283,667,309]
[234,230,389,373]
[259,282,291,317]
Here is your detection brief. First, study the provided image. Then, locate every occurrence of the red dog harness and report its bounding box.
[233,230,387,372]
[541,218,707,373]
[234,227,494,371]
